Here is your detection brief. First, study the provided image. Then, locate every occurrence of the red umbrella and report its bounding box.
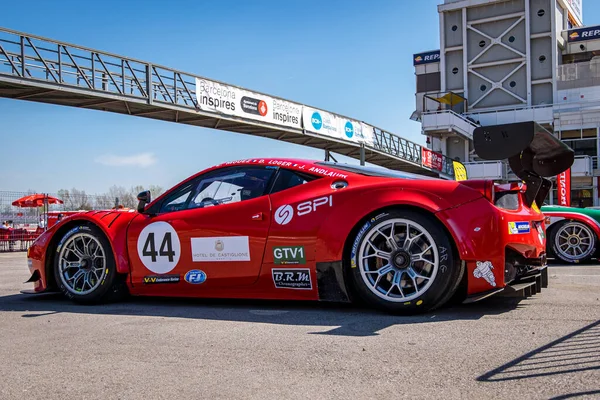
[12,194,63,208]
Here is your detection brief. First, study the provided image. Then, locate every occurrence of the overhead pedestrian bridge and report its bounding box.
[0,27,461,179]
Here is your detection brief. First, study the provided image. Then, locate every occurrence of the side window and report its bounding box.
[269,169,319,195]
[188,167,276,209]
[159,182,196,213]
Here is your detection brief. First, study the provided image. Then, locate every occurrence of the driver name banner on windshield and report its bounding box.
[194,78,302,130]
[191,236,250,262]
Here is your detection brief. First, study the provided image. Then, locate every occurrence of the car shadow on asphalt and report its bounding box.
[478,319,600,398]
[0,291,528,337]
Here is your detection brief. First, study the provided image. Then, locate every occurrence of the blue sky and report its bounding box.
[0,0,597,194]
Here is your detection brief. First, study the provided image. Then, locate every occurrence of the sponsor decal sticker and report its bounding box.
[274,204,294,225]
[191,236,250,262]
[184,269,207,284]
[143,274,180,284]
[473,261,496,287]
[274,196,333,225]
[137,222,181,274]
[273,246,306,265]
[272,268,312,289]
[508,221,531,235]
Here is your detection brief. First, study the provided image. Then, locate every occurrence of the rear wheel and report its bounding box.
[550,220,596,264]
[53,224,127,303]
[348,210,463,314]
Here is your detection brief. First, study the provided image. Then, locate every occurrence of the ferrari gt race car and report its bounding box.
[24,123,574,314]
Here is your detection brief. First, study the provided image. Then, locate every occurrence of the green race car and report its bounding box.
[542,205,600,264]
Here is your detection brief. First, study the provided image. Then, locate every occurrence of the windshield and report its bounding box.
[316,162,438,180]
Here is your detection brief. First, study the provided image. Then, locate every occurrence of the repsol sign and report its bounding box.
[567,25,600,42]
[413,50,440,65]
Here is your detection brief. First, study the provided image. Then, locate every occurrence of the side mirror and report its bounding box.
[137,190,152,213]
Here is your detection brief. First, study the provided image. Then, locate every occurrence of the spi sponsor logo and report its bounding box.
[240,96,268,117]
[273,195,333,225]
[508,221,531,235]
[273,246,306,265]
[191,236,250,262]
[272,268,312,289]
[274,205,294,225]
[143,274,180,284]
[344,121,354,138]
[137,222,181,274]
[311,112,323,130]
[184,269,207,284]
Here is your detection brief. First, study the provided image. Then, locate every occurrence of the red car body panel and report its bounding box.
[25,158,547,304]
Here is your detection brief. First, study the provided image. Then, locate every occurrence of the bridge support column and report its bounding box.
[360,144,365,166]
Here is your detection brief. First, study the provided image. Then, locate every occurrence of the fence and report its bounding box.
[0,190,123,252]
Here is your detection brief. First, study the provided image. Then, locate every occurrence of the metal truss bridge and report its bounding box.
[0,27,457,179]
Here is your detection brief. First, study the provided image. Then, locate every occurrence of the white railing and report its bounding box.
[572,155,593,177]
[465,105,554,126]
[421,110,478,139]
[463,161,508,180]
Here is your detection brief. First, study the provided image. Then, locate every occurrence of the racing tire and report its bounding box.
[549,220,596,264]
[53,223,127,304]
[348,210,463,315]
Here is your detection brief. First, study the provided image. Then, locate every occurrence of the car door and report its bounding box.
[127,166,276,291]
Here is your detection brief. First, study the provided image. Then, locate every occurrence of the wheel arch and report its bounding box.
[338,205,463,301]
[44,218,128,290]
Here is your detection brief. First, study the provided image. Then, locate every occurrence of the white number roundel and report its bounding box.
[137,221,181,274]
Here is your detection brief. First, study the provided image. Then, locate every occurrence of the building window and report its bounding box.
[537,9,545,17]
[539,55,546,63]
[479,40,486,47]
[508,36,515,43]
[452,67,459,74]
[451,25,458,31]
[416,72,441,92]
[509,81,516,87]
[480,84,487,91]
[561,138,597,157]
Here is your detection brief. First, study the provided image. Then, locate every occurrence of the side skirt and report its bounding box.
[316,261,351,303]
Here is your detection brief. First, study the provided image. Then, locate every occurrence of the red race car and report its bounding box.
[24,124,573,314]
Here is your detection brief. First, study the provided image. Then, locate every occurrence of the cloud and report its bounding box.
[94,152,157,168]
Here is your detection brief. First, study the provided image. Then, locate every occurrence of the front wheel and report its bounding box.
[53,224,127,303]
[348,210,463,314]
[549,220,596,264]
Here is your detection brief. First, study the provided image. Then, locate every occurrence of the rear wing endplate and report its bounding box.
[473,121,574,207]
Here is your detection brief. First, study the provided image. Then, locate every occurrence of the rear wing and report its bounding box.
[473,121,574,208]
